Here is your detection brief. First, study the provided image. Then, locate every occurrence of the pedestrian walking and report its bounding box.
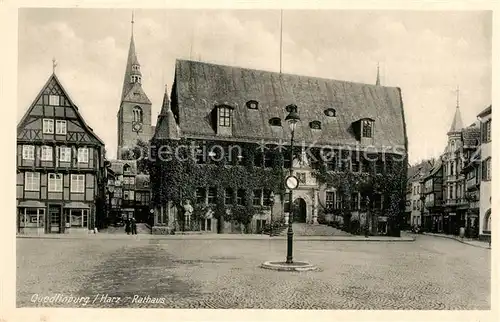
[131,217,137,235]
[125,218,131,235]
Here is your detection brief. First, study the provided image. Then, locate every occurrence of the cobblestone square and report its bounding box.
[17,235,490,309]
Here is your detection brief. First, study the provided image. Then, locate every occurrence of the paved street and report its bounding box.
[17,234,490,309]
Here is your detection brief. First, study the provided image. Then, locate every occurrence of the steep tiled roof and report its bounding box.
[478,105,492,118]
[109,159,137,175]
[462,123,481,148]
[122,82,151,104]
[171,60,407,153]
[153,85,180,140]
[423,157,443,180]
[135,174,150,189]
[17,73,104,146]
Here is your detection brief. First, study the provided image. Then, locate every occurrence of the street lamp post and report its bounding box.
[269,191,274,237]
[285,104,300,264]
[260,104,317,272]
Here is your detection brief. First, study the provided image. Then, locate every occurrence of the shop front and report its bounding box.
[63,202,91,234]
[18,200,46,235]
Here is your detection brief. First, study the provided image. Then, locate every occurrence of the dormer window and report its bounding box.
[269,118,282,127]
[310,121,322,130]
[362,119,373,138]
[218,106,232,127]
[324,108,336,117]
[246,100,259,110]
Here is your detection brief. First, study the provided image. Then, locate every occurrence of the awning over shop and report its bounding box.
[18,200,46,208]
[64,202,90,209]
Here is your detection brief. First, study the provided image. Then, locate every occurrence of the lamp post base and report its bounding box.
[260,261,318,272]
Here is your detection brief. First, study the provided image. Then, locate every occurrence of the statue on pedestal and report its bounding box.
[183,199,193,231]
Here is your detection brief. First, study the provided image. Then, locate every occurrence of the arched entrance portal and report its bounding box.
[294,198,307,223]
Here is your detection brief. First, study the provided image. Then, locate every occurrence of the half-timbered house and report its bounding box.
[16,72,105,234]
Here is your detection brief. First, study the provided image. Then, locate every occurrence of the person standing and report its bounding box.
[131,217,137,235]
[125,217,131,235]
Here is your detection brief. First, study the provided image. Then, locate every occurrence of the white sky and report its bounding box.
[17,9,492,163]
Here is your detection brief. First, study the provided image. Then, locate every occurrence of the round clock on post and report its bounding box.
[285,175,299,190]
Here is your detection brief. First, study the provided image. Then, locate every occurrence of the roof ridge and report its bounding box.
[175,59,400,89]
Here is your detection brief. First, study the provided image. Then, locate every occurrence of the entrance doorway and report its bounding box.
[294,198,307,223]
[48,205,62,233]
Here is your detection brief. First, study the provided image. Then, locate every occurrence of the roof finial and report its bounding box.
[131,10,135,36]
[52,57,57,74]
[376,62,380,86]
[456,85,460,108]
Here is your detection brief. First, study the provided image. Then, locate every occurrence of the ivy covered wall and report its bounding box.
[148,138,408,236]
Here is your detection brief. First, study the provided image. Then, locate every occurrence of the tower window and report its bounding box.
[362,120,373,138]
[133,106,143,123]
[269,118,282,126]
[218,107,232,127]
[130,75,142,84]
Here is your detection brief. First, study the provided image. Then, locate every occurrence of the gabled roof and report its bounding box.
[17,73,104,146]
[422,157,443,180]
[109,159,137,175]
[122,82,151,105]
[462,123,481,148]
[135,174,150,189]
[478,104,492,118]
[171,59,407,152]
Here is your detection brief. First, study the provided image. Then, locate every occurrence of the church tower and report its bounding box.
[117,12,152,158]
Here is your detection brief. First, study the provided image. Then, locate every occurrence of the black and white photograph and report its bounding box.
[8,2,495,317]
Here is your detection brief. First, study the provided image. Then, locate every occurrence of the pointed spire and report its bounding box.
[448,85,464,134]
[121,10,143,100]
[154,84,180,140]
[375,62,380,86]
